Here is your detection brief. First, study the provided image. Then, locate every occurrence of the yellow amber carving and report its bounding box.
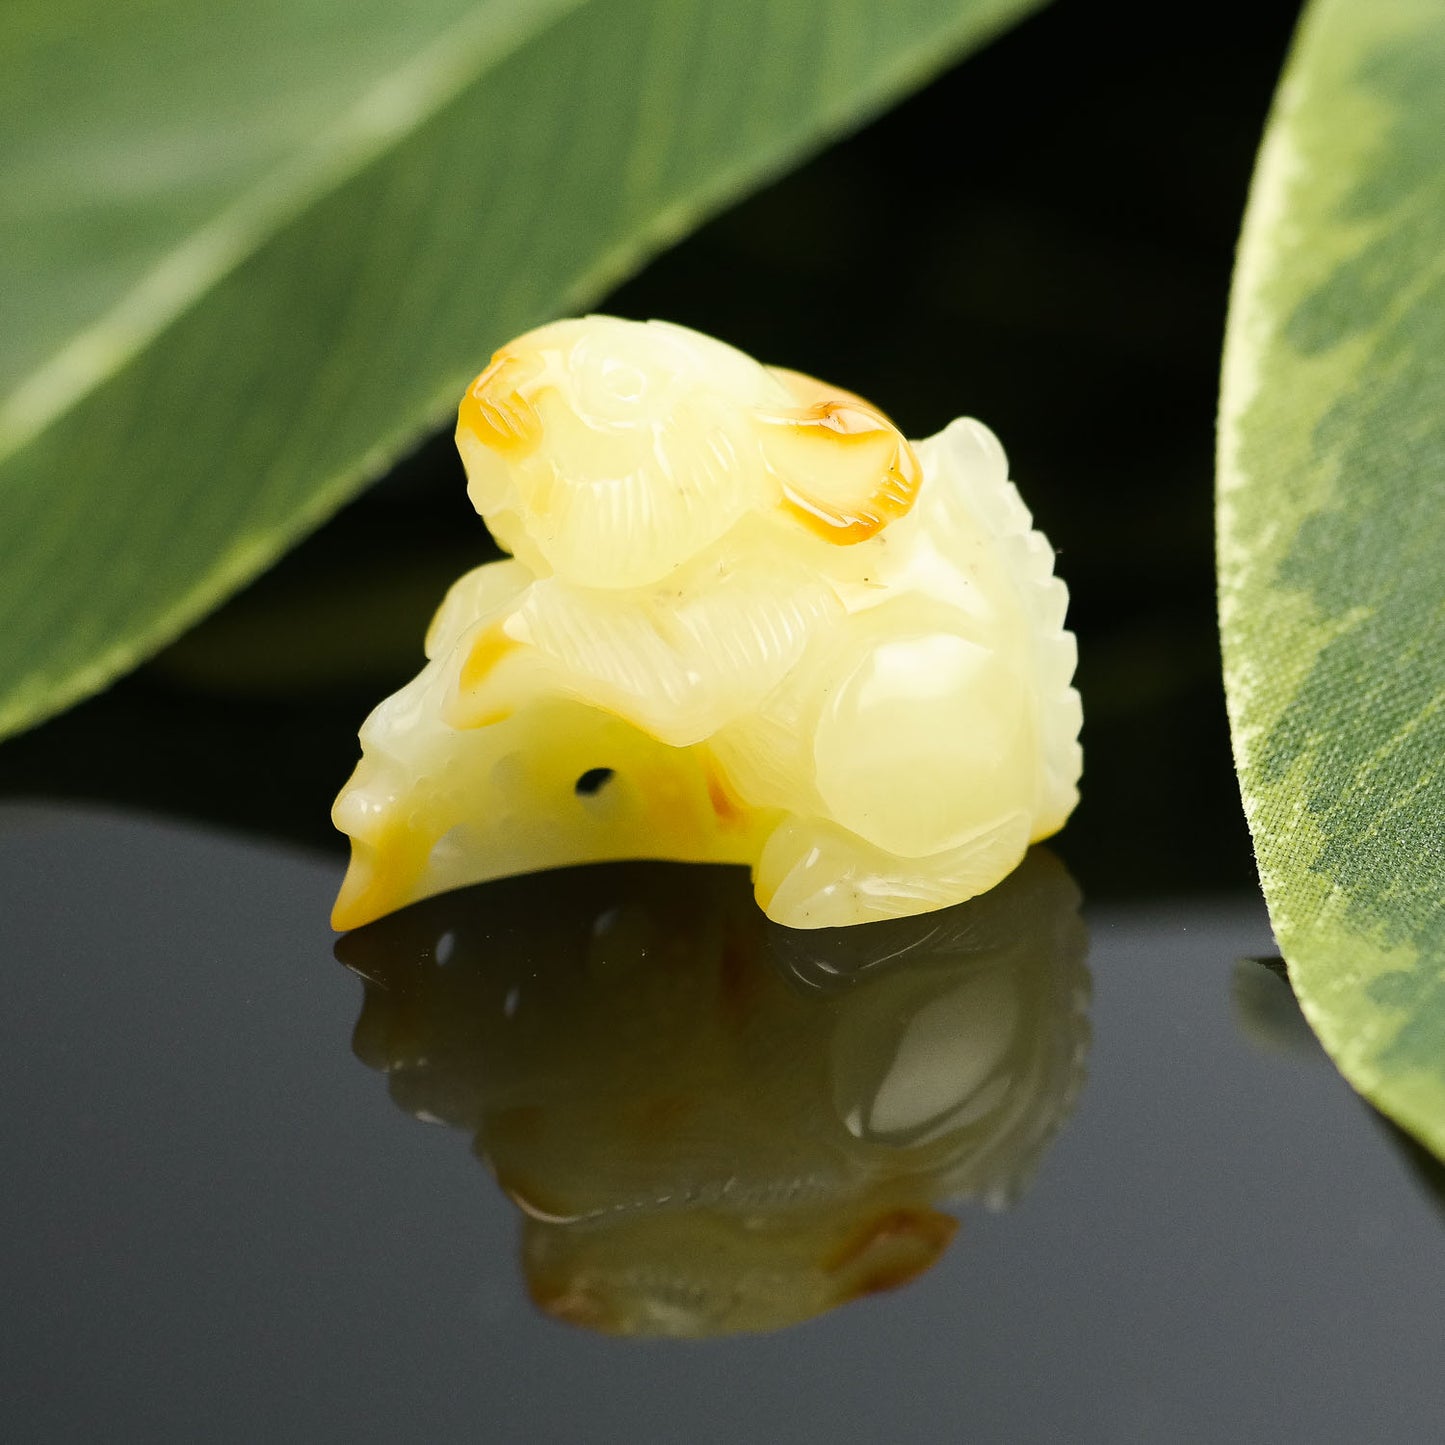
[338,850,1089,1338]
[332,316,1081,931]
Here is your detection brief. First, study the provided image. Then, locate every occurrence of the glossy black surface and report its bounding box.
[3,804,1442,1444]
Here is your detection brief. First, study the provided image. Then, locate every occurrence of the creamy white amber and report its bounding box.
[331,317,1082,930]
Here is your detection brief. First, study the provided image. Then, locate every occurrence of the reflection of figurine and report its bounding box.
[338,849,1088,1338]
[332,317,1081,932]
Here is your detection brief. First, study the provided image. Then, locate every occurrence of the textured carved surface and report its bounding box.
[333,317,1081,929]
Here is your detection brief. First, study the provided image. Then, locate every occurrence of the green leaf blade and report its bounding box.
[1219,0,1445,1154]
[0,0,1046,741]
[0,0,510,406]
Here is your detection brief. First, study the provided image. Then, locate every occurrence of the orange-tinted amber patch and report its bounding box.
[768,365,875,414]
[703,758,749,828]
[779,446,921,544]
[458,350,543,454]
[824,1207,958,1299]
[762,371,923,544]
[330,826,433,932]
[459,625,520,694]
[525,1270,616,1332]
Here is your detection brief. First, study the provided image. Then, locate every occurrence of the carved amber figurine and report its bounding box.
[332,317,1081,930]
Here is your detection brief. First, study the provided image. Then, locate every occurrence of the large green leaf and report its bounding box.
[0,0,1045,740]
[1218,0,1445,1156]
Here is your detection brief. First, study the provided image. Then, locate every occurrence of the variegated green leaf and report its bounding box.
[1219,0,1445,1155]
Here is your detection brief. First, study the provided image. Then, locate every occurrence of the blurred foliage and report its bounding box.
[0,0,1304,901]
[0,0,1045,742]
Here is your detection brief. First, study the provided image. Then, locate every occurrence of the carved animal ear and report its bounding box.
[758,367,922,544]
[456,349,547,521]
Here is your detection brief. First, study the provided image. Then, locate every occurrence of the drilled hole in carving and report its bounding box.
[574,767,615,797]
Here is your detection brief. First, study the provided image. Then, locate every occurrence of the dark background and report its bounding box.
[0,0,1305,900]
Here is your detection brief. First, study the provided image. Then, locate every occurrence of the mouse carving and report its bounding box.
[332,316,1081,930]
